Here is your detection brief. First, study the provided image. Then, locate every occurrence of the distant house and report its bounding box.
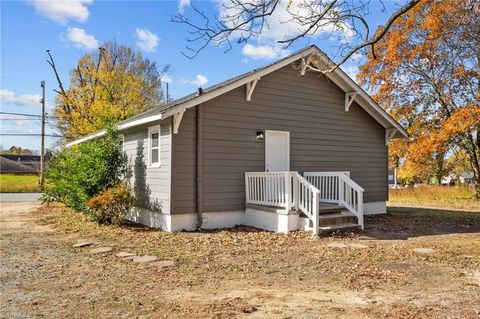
[0,156,37,174]
[1,154,41,171]
[459,172,475,185]
[66,45,408,235]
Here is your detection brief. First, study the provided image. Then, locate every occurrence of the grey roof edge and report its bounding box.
[66,45,408,147]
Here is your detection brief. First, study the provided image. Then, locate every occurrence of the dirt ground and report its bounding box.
[1,203,479,319]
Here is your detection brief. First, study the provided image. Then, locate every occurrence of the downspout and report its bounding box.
[196,103,203,229]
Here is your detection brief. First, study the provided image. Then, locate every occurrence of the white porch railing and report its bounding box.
[304,172,364,229]
[244,172,294,210]
[245,171,320,235]
[245,171,365,233]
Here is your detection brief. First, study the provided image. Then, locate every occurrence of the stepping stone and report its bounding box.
[89,247,113,254]
[116,252,136,258]
[150,260,174,268]
[413,248,435,254]
[132,256,157,263]
[349,243,369,249]
[73,241,94,248]
[327,242,349,249]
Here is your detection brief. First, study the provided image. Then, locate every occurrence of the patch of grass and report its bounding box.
[0,174,40,193]
[389,185,480,211]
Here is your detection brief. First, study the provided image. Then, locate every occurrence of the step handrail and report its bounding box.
[304,172,364,230]
[292,172,320,235]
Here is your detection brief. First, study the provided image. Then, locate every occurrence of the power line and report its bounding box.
[0,111,59,119]
[0,118,42,121]
[0,133,62,137]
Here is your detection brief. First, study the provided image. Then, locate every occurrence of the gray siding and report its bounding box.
[172,65,387,214]
[124,119,172,214]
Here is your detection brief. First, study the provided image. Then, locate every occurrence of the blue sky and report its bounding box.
[1,0,404,152]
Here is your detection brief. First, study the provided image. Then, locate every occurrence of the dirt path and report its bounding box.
[1,204,479,318]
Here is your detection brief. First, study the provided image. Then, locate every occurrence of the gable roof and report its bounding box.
[66,45,408,147]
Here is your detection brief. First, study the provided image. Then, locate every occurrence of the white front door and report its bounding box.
[265,130,290,172]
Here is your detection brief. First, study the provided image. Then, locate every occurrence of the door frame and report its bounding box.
[265,130,290,172]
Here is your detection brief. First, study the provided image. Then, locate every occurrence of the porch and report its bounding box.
[244,172,365,235]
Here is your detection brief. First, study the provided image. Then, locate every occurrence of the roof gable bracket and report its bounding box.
[246,78,260,102]
[345,92,358,112]
[173,110,185,134]
[385,128,397,145]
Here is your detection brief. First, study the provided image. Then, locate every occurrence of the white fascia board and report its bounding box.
[118,113,162,130]
[65,130,106,148]
[65,114,163,148]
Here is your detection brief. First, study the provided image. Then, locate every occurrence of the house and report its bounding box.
[459,172,475,185]
[0,154,43,172]
[67,46,407,235]
[0,156,37,174]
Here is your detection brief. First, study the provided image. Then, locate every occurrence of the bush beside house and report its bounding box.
[43,127,134,224]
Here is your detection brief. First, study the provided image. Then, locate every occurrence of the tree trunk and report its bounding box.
[433,152,445,185]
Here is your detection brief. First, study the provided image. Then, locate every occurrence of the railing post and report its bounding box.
[338,174,344,204]
[312,191,319,236]
[245,173,249,205]
[358,191,364,230]
[285,172,291,211]
[291,173,297,210]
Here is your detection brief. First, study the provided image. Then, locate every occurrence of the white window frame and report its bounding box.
[148,125,161,168]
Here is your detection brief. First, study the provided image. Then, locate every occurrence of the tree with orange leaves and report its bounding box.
[358,0,480,198]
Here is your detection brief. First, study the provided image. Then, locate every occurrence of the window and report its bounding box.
[148,125,161,167]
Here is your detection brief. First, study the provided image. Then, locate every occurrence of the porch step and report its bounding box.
[318,213,354,226]
[318,222,361,235]
[318,203,344,214]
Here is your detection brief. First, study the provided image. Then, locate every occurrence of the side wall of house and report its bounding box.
[172,65,387,215]
[123,119,172,215]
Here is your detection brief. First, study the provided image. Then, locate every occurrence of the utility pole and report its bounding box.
[40,81,46,186]
[166,82,170,102]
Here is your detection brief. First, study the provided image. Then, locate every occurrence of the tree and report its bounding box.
[0,146,34,155]
[48,41,170,140]
[173,0,420,70]
[43,126,130,212]
[357,0,480,197]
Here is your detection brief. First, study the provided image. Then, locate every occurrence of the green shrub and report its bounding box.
[43,126,129,212]
[86,183,135,224]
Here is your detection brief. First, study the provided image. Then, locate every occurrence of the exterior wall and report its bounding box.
[172,64,388,215]
[123,119,172,215]
[172,108,197,214]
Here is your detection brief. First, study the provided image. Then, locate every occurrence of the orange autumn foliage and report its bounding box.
[358,0,479,194]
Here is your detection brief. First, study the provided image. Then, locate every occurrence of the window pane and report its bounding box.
[151,149,159,164]
[151,132,159,148]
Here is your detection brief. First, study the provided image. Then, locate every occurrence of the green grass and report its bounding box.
[389,185,480,211]
[0,174,40,193]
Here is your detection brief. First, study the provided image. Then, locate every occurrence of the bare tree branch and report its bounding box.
[174,0,420,70]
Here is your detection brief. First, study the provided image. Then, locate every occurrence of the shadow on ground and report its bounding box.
[362,206,480,240]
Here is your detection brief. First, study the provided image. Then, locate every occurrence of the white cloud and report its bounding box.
[190,74,208,86]
[242,44,290,60]
[0,89,41,108]
[178,0,191,13]
[218,0,354,43]
[66,27,98,49]
[30,0,93,25]
[341,65,359,80]
[135,28,159,53]
[160,74,172,84]
[350,52,363,62]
